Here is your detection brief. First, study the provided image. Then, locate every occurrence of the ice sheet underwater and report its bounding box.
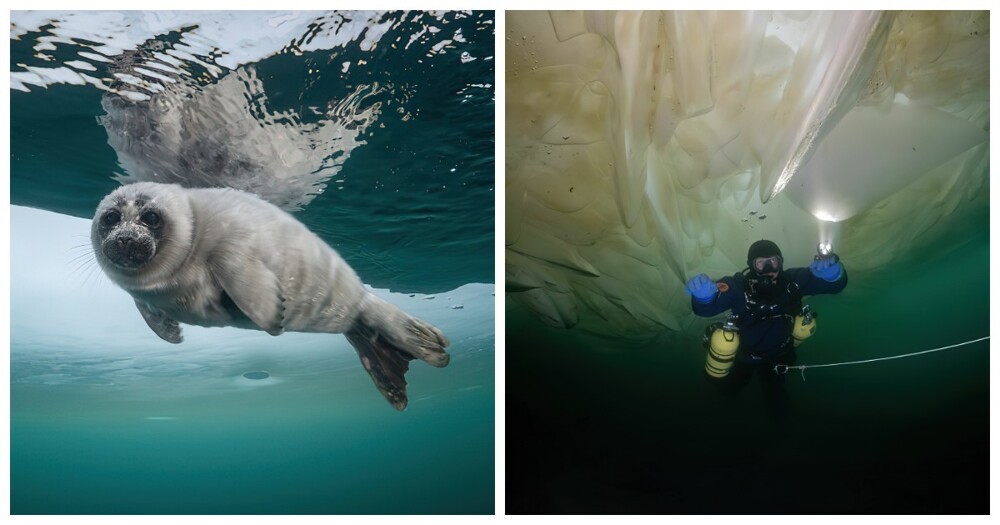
[505,10,988,335]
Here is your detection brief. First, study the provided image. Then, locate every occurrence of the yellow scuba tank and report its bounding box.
[792,305,817,347]
[704,317,739,378]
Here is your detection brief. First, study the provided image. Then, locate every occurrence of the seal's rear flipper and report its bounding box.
[356,294,451,367]
[348,293,451,410]
[345,324,415,411]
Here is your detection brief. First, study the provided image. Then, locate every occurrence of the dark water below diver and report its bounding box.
[506,193,988,513]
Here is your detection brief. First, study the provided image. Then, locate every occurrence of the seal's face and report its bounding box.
[93,193,166,271]
[92,183,195,288]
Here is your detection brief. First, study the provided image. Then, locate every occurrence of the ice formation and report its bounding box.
[506,11,988,336]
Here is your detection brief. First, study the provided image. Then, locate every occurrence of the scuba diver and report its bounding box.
[684,239,847,415]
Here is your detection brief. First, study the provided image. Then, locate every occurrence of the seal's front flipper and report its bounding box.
[213,256,285,336]
[134,300,183,344]
[345,323,415,411]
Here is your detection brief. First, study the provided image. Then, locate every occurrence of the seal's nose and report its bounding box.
[116,236,140,254]
[105,232,152,269]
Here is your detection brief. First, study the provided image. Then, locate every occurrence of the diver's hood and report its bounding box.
[747,239,783,276]
[747,239,783,267]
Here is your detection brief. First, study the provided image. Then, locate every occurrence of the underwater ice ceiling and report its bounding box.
[506,11,988,336]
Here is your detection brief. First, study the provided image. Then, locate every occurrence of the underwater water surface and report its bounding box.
[10,10,494,515]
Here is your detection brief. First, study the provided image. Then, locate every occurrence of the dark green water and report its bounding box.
[507,200,989,514]
[10,11,494,515]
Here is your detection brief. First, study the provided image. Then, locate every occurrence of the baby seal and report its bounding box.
[91,182,449,410]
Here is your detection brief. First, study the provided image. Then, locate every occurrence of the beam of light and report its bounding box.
[813,210,838,222]
[818,218,842,254]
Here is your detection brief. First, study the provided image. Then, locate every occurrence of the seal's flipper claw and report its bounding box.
[345,324,414,411]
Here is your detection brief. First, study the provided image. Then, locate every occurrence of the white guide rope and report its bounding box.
[773,336,990,381]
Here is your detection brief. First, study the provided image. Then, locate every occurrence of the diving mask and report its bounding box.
[753,255,782,274]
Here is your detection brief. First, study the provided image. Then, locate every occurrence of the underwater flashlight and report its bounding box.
[816,242,833,259]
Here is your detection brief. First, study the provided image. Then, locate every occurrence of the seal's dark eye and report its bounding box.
[101,210,121,228]
[141,211,162,227]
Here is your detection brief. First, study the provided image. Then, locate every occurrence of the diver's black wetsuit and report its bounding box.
[692,266,848,407]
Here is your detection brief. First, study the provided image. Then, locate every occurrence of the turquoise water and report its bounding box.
[506,199,989,513]
[10,11,494,515]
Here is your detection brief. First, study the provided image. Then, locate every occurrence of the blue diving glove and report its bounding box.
[685,273,718,304]
[810,255,843,282]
